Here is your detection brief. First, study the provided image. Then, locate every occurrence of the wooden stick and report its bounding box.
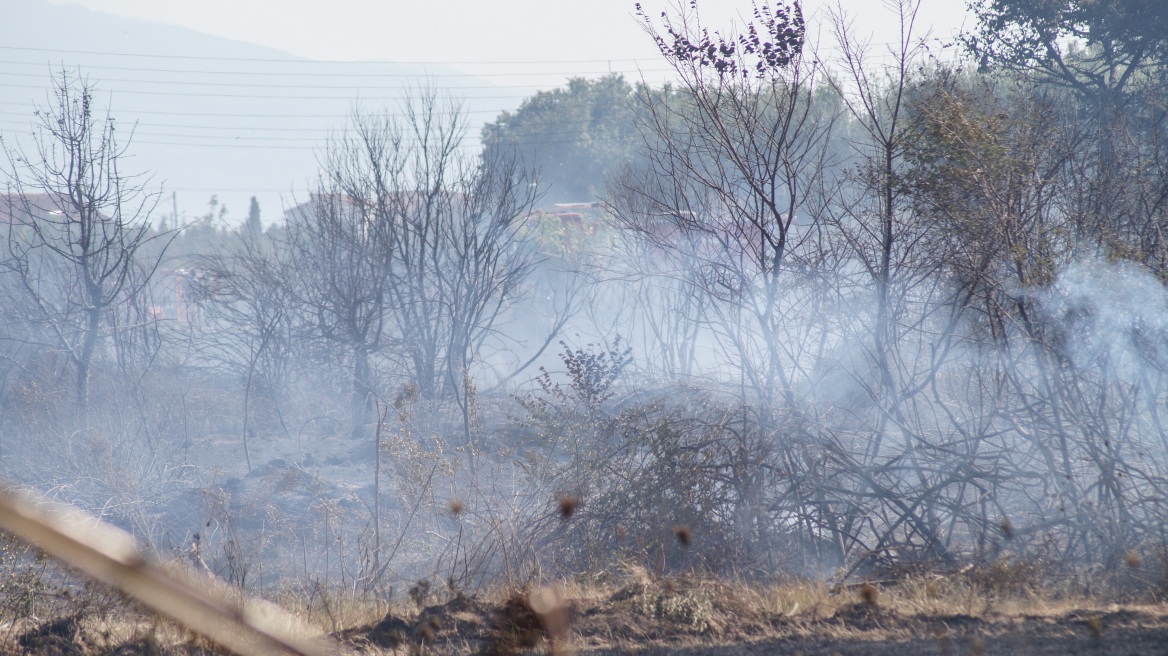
[0,486,342,656]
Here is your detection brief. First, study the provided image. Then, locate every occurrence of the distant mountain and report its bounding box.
[0,0,523,227]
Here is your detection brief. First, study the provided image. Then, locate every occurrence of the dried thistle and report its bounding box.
[449,499,465,516]
[672,525,692,548]
[935,626,952,655]
[925,578,942,599]
[1087,615,1102,638]
[557,495,578,520]
[999,518,1013,540]
[488,590,545,654]
[859,582,879,606]
[408,580,431,610]
[529,587,574,655]
[1124,550,1142,569]
[416,616,441,643]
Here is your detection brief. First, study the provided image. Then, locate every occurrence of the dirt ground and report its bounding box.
[9,575,1168,655]
[581,612,1168,655]
[329,579,1168,656]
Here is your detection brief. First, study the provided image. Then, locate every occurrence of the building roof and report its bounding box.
[0,192,114,226]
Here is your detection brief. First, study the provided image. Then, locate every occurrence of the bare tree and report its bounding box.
[285,176,393,437]
[0,70,163,414]
[378,95,541,401]
[612,1,835,409]
[189,230,300,469]
[288,91,546,443]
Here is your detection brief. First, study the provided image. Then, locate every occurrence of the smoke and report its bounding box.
[1034,258,1168,379]
[4,62,1168,598]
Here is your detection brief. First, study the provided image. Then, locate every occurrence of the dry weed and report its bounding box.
[1124,550,1142,569]
[557,495,578,521]
[859,583,879,606]
[408,580,432,610]
[999,518,1014,540]
[1086,614,1103,637]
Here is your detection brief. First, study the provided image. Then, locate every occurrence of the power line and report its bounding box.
[136,130,484,144]
[130,140,489,151]
[129,140,320,150]
[0,100,506,120]
[0,69,666,92]
[0,119,333,141]
[123,134,612,151]
[0,115,342,133]
[0,58,664,79]
[0,116,627,149]
[0,81,533,101]
[0,116,335,133]
[0,45,651,67]
[152,187,311,193]
[0,124,486,148]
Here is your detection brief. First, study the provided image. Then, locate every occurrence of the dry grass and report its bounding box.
[3,555,1168,655]
[529,563,1168,654]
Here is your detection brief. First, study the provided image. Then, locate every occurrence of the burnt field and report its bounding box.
[333,570,1168,656]
[5,1,1168,654]
[5,561,1168,655]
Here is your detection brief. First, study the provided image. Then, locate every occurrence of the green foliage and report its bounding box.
[160,195,237,264]
[900,69,1074,340]
[481,74,643,202]
[964,0,1168,95]
[246,196,262,235]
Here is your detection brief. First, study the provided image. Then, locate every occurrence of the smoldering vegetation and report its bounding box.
[1,0,1168,629]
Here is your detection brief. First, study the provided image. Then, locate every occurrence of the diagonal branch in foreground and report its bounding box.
[0,486,343,656]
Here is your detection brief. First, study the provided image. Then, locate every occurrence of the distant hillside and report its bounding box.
[0,0,523,227]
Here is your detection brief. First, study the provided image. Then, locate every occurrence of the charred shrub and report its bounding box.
[0,532,52,623]
[565,395,797,576]
[522,337,633,418]
[515,347,791,577]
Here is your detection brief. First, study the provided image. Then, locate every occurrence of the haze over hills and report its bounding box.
[0,0,533,227]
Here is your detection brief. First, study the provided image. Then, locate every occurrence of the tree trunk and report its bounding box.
[76,306,101,415]
[351,344,372,438]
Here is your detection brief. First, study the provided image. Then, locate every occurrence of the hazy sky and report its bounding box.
[21,0,974,221]
[46,0,972,66]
